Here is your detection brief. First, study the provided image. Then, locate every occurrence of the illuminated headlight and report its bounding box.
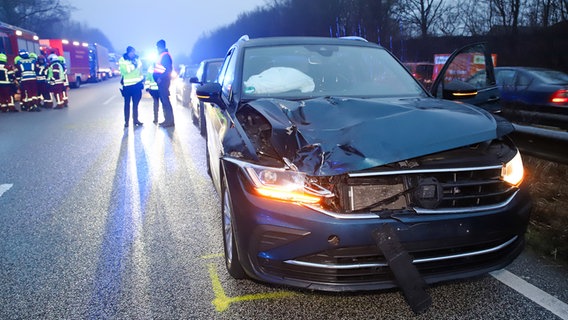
[501,151,524,186]
[243,164,332,204]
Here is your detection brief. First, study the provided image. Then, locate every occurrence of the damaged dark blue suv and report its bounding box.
[196,36,531,294]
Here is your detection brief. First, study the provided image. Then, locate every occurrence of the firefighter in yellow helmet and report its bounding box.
[0,52,18,112]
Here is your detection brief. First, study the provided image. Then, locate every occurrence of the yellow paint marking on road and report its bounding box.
[201,253,224,259]
[207,263,297,312]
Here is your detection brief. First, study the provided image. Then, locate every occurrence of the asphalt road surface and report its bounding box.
[1,78,567,319]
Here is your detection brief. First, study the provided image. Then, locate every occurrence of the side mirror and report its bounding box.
[189,76,201,84]
[443,80,478,100]
[196,82,225,109]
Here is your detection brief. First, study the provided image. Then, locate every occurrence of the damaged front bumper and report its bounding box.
[223,160,532,292]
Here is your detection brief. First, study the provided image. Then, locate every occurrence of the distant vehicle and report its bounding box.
[108,53,121,77]
[40,38,91,88]
[174,64,197,106]
[196,36,531,293]
[0,21,40,65]
[403,62,434,89]
[494,66,568,108]
[189,58,223,135]
[89,43,112,81]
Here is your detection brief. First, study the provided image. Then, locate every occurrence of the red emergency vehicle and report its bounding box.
[0,21,40,64]
[40,38,91,88]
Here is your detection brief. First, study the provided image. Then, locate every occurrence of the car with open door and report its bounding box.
[189,58,224,135]
[196,37,531,297]
[430,43,502,114]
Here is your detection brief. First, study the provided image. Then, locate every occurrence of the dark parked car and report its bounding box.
[189,58,223,135]
[495,67,568,108]
[197,36,531,293]
[403,62,434,89]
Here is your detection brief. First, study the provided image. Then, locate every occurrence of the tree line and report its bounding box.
[189,0,568,69]
[0,0,115,52]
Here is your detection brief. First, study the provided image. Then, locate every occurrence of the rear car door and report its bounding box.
[431,43,501,113]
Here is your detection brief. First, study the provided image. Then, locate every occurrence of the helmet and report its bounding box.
[0,53,6,63]
[19,49,29,58]
[29,52,38,59]
[47,54,59,64]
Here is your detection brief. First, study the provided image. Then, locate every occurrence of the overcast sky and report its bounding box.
[71,0,268,59]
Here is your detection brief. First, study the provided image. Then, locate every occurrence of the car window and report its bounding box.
[495,69,516,85]
[205,62,222,83]
[241,44,423,98]
[218,48,236,98]
[443,51,493,89]
[531,69,568,84]
[195,62,204,82]
[516,72,531,86]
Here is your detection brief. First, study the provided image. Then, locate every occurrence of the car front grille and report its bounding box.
[343,166,516,213]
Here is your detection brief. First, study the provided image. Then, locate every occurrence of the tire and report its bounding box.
[222,176,245,279]
[75,77,81,88]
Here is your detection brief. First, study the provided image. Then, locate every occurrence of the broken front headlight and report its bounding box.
[242,163,333,204]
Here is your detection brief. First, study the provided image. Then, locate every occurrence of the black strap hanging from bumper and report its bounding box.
[374,224,432,315]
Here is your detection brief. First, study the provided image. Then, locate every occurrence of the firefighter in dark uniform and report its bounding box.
[15,49,40,112]
[0,53,18,112]
[153,39,174,127]
[36,55,52,108]
[47,54,66,109]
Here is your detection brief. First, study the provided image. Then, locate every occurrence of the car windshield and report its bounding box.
[531,69,568,84]
[241,44,425,99]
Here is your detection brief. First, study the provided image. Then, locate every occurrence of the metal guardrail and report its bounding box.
[510,124,568,165]
[498,103,568,164]
[502,104,568,131]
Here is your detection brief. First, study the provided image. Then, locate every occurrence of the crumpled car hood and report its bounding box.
[244,97,507,176]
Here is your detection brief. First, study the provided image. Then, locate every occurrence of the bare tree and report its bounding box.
[0,0,72,30]
[491,0,523,34]
[393,0,445,38]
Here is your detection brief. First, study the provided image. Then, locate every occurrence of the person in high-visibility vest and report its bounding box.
[119,46,144,127]
[57,55,69,107]
[153,39,174,127]
[46,54,66,109]
[0,52,18,112]
[145,64,160,124]
[15,49,40,112]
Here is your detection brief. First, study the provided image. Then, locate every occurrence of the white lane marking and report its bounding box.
[0,184,13,197]
[491,269,568,319]
[103,95,116,105]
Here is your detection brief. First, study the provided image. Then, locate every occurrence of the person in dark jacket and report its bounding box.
[153,39,174,127]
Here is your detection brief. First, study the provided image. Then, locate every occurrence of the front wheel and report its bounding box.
[222,176,245,279]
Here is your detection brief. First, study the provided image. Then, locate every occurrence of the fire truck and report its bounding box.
[40,39,113,87]
[40,38,92,88]
[0,21,40,65]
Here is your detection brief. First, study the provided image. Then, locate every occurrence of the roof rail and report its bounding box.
[339,36,368,42]
[237,35,250,42]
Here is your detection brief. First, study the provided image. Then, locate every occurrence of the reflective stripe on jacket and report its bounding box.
[119,56,143,86]
[48,62,66,85]
[0,65,14,85]
[145,66,158,90]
